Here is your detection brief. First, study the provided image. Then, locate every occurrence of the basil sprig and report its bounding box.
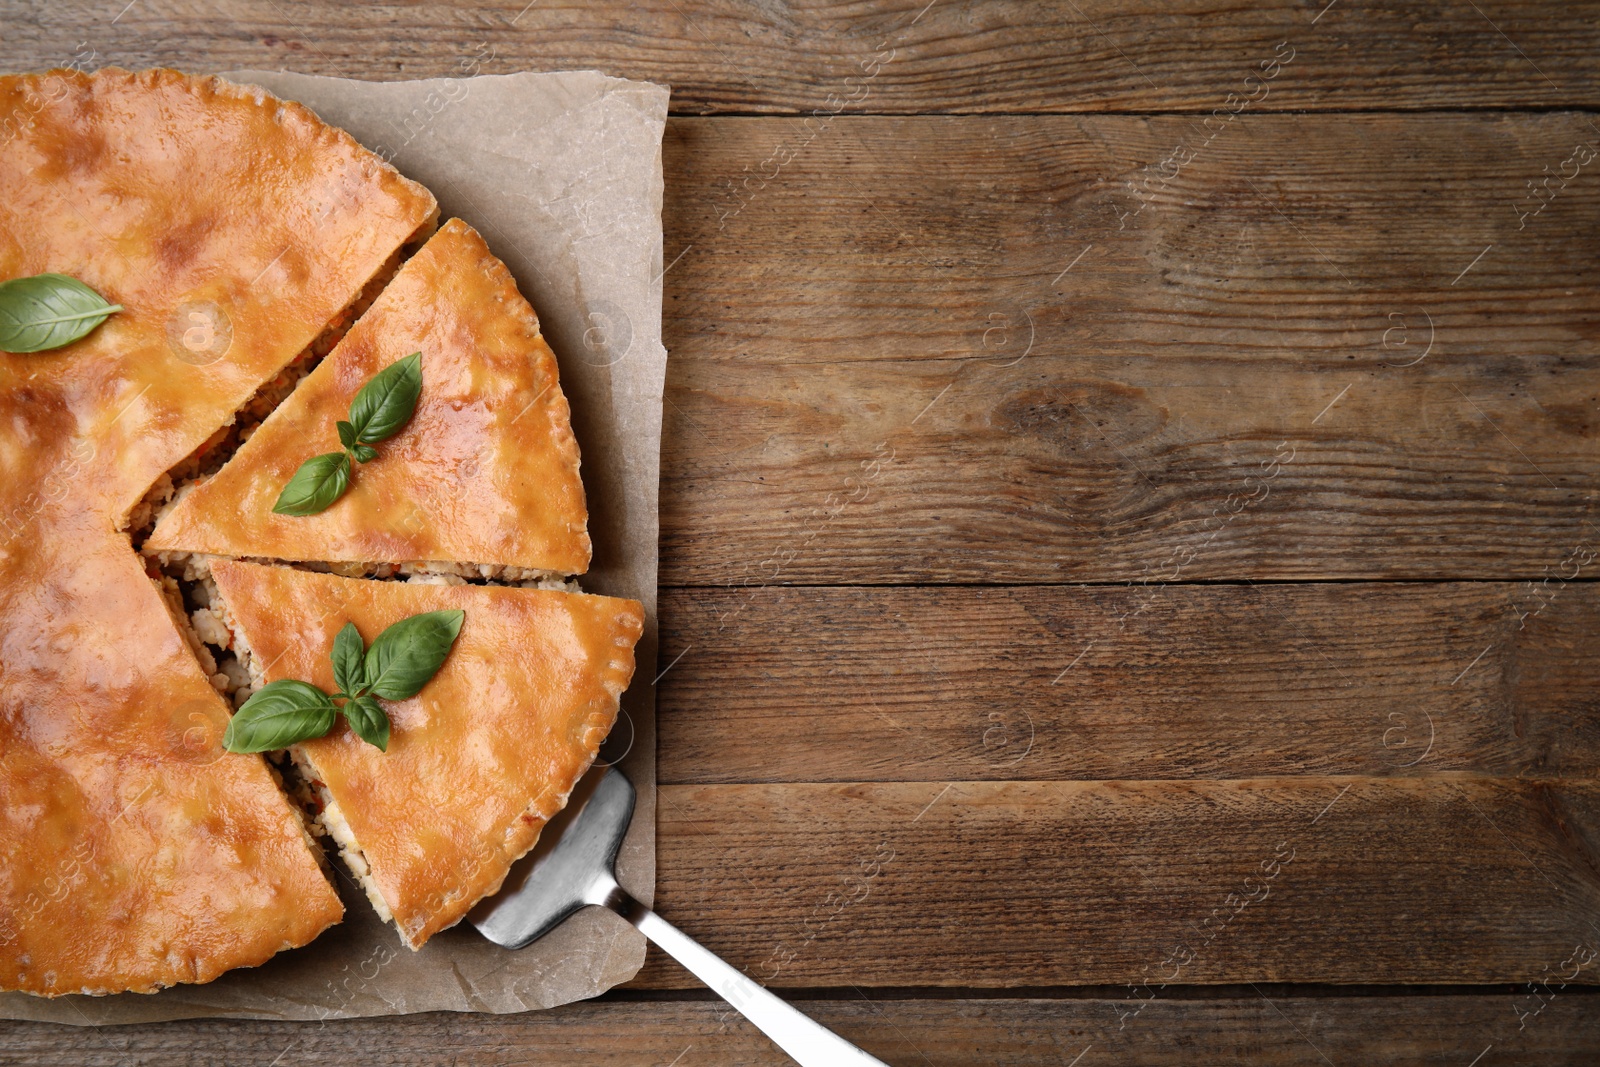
[223,609,464,754]
[362,610,466,701]
[219,680,336,753]
[0,273,123,353]
[272,452,350,516]
[273,352,423,516]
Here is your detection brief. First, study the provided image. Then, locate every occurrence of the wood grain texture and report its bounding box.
[8,2,1600,113]
[4,992,1600,1065]
[664,113,1600,367]
[656,583,1600,784]
[629,778,1600,988]
[657,111,1600,584]
[662,354,1599,584]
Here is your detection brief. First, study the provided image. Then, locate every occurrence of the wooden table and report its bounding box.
[5,2,1600,1063]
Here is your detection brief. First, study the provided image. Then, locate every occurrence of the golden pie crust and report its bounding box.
[209,561,643,949]
[0,527,345,995]
[0,68,438,996]
[0,68,438,528]
[146,218,592,576]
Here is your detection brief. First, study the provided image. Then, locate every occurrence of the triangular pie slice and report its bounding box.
[146,218,591,579]
[208,560,642,948]
[0,68,437,996]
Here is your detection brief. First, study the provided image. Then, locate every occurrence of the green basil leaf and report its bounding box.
[347,351,422,445]
[331,621,367,697]
[363,609,465,701]
[350,442,379,464]
[273,451,351,516]
[223,680,337,753]
[342,694,391,751]
[336,420,357,450]
[0,273,123,353]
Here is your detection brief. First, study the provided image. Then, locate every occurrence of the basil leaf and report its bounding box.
[343,694,391,751]
[273,451,351,516]
[347,351,422,445]
[350,443,379,464]
[336,420,357,450]
[364,609,465,701]
[223,680,337,753]
[0,273,123,353]
[331,621,367,697]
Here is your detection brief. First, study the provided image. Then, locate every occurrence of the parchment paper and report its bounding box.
[0,70,668,1025]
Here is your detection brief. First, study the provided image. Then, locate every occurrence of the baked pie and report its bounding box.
[0,68,642,996]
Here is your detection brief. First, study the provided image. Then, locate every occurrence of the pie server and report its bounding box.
[470,766,891,1066]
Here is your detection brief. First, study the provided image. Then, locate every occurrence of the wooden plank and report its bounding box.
[657,583,1600,784]
[661,354,1598,583]
[663,114,1600,367]
[657,112,1600,584]
[626,778,1600,988]
[10,2,1600,113]
[3,993,1600,1065]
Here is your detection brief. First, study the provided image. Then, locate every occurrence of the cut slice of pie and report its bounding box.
[0,67,437,996]
[146,218,591,580]
[208,560,643,949]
